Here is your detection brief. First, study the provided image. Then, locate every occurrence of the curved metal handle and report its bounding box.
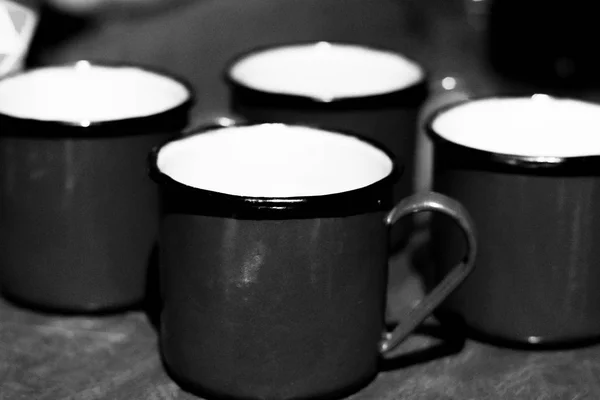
[379,191,477,354]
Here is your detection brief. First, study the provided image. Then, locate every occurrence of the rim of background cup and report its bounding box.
[425,94,600,174]
[0,60,195,136]
[223,40,430,108]
[149,122,403,218]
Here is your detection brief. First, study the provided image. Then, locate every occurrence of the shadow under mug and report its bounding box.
[150,122,476,400]
[428,94,600,347]
[225,41,429,246]
[0,61,193,312]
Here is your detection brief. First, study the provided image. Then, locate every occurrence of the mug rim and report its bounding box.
[149,122,403,218]
[0,60,195,137]
[223,40,429,108]
[425,93,600,173]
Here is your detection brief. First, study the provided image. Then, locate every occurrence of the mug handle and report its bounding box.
[379,191,477,355]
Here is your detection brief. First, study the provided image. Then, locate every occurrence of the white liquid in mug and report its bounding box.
[0,61,190,123]
[432,95,600,158]
[157,124,394,198]
[229,42,424,102]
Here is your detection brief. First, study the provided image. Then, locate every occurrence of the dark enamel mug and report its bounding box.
[428,94,600,347]
[225,42,429,246]
[150,122,476,400]
[0,61,193,312]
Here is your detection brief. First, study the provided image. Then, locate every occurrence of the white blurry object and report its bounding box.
[46,0,191,15]
[46,0,109,14]
[0,0,38,76]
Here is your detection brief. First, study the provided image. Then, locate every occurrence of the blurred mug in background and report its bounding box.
[226,42,428,248]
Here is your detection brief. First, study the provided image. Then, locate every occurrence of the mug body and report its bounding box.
[428,95,600,346]
[0,61,193,311]
[225,42,428,243]
[151,123,398,399]
[160,213,388,400]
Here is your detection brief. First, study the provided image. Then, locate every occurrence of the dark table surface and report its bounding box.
[3,243,600,400]
[5,0,600,398]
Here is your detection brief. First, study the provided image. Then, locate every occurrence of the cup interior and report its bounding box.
[157,124,394,198]
[431,95,600,158]
[229,42,424,102]
[0,61,191,123]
